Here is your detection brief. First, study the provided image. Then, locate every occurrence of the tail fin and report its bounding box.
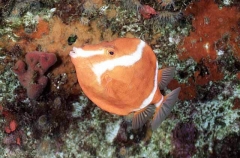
[151,87,181,131]
[158,67,175,90]
[132,105,155,129]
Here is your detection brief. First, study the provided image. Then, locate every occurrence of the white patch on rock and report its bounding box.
[72,96,88,117]
[217,50,224,56]
[223,0,231,5]
[168,36,180,45]
[105,120,121,143]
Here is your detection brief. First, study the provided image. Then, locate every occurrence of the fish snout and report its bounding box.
[69,47,84,58]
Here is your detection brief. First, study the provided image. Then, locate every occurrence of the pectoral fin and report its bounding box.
[103,74,114,96]
[132,105,155,129]
[151,87,181,131]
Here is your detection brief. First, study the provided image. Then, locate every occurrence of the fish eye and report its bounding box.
[109,51,114,55]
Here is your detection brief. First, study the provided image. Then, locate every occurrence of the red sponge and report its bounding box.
[12,51,57,99]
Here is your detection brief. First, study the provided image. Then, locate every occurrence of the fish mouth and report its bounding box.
[69,47,84,58]
[70,47,105,58]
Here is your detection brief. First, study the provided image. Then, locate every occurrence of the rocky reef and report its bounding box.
[0,0,239,157]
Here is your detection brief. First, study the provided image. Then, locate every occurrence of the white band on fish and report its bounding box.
[92,40,146,84]
[70,47,105,58]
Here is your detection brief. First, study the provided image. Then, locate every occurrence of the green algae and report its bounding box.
[0,5,55,40]
[0,56,19,102]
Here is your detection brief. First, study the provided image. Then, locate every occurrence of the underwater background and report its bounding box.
[0,0,240,157]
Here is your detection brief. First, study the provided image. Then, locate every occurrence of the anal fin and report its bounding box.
[158,67,175,90]
[151,87,181,131]
[132,105,155,129]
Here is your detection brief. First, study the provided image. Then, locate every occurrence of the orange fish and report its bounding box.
[70,38,180,130]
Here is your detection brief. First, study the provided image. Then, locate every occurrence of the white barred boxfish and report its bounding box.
[69,38,180,130]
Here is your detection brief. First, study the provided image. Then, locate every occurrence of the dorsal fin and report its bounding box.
[151,87,181,131]
[132,105,155,129]
[158,67,175,90]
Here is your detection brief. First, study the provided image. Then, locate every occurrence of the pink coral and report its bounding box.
[139,5,157,19]
[3,130,24,146]
[12,51,57,99]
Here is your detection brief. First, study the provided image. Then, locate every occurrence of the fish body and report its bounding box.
[70,38,180,130]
